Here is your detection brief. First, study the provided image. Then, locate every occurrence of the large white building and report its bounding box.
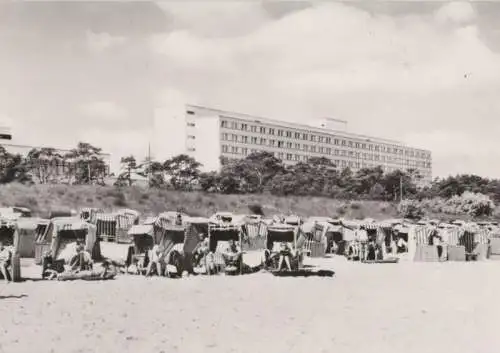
[185,104,433,184]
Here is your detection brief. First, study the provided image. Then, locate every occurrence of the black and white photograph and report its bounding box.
[1,1,500,352]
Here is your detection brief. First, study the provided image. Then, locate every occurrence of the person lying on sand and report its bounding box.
[0,241,12,282]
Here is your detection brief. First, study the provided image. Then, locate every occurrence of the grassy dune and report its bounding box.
[1,183,497,221]
[0,183,401,219]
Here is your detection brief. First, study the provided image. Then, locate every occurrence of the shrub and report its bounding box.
[369,183,386,201]
[350,202,361,210]
[337,205,347,216]
[445,192,495,217]
[248,203,264,216]
[113,191,128,207]
[398,199,425,220]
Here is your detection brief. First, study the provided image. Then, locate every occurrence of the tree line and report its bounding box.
[118,151,500,206]
[0,142,108,185]
[1,145,498,217]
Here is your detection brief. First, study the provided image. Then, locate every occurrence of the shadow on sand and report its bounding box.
[271,269,335,278]
[0,294,28,300]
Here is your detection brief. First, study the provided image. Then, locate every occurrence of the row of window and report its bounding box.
[218,119,430,159]
[220,145,432,169]
[220,150,431,175]
[219,136,431,167]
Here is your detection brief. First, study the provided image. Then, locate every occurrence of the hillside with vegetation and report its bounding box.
[0,142,499,221]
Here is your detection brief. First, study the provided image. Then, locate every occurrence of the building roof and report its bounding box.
[0,143,111,157]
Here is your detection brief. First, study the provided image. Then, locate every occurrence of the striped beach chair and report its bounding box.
[241,220,267,252]
[95,213,118,242]
[207,223,243,275]
[413,226,440,262]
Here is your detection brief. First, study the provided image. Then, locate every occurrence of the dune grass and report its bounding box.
[0,183,497,221]
[0,183,400,219]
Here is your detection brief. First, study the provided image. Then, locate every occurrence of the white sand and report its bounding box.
[1,256,500,353]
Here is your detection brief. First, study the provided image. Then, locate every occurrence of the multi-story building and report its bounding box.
[0,141,111,182]
[0,126,12,141]
[185,104,432,184]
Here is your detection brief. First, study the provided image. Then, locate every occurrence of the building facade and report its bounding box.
[185,104,433,184]
[0,143,112,182]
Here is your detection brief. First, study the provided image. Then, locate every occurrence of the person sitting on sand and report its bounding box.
[145,244,164,277]
[348,233,362,260]
[197,238,216,274]
[396,236,408,253]
[278,242,292,271]
[0,241,12,282]
[194,237,209,263]
[366,239,377,261]
[42,250,55,279]
[390,236,398,255]
[69,243,93,272]
[222,239,242,271]
[100,259,118,279]
[366,239,383,261]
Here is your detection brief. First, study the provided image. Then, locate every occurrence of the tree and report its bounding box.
[163,154,202,191]
[353,166,385,198]
[199,171,220,192]
[368,183,386,201]
[268,171,301,196]
[267,157,341,197]
[220,152,284,194]
[381,170,417,201]
[0,147,31,184]
[143,160,165,188]
[69,142,108,185]
[25,148,63,184]
[338,167,354,189]
[117,155,138,187]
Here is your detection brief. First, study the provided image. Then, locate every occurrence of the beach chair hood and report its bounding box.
[267,224,297,243]
[47,218,96,261]
[128,224,154,237]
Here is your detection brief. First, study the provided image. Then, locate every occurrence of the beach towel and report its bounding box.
[56,270,116,281]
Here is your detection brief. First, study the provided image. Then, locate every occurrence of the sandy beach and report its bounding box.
[1,256,500,353]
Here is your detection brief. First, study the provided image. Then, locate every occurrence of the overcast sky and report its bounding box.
[1,1,499,178]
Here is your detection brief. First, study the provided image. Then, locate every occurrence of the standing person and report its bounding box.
[175,213,183,226]
[0,241,12,282]
[366,239,377,261]
[145,244,164,277]
[431,230,444,260]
